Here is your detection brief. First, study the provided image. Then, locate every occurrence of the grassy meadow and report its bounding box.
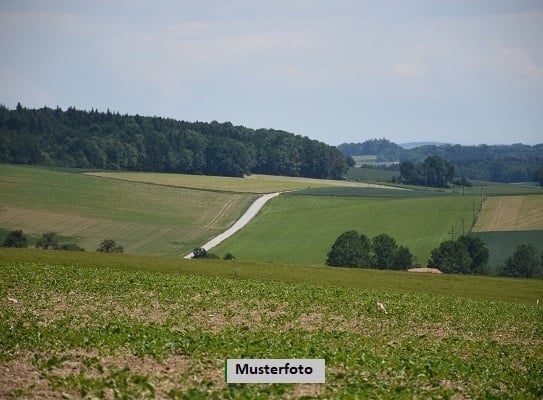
[214,192,479,265]
[472,230,543,270]
[1,251,542,398]
[0,165,256,256]
[86,171,388,193]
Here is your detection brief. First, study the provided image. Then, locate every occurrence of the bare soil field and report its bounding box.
[472,195,543,232]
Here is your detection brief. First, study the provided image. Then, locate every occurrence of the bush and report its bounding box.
[428,240,471,273]
[501,243,539,278]
[60,243,85,251]
[3,230,28,248]
[326,231,372,268]
[223,252,236,260]
[327,231,413,269]
[97,239,124,253]
[35,231,59,250]
[191,247,220,259]
[428,235,489,274]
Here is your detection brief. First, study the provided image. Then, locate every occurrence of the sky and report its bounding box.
[1,0,542,146]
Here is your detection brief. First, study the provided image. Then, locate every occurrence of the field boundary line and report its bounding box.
[85,172,272,195]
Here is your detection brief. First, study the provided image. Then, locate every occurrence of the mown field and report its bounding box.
[214,191,479,265]
[1,251,542,399]
[470,194,543,270]
[86,171,389,193]
[473,195,543,232]
[0,165,256,256]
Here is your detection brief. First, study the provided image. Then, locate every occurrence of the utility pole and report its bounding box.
[462,217,465,237]
[449,225,455,241]
[472,200,476,227]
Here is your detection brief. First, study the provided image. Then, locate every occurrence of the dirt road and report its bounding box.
[184,192,281,258]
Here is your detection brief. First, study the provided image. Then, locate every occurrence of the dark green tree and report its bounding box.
[35,231,59,250]
[422,156,454,188]
[457,235,489,274]
[97,239,124,253]
[2,230,28,248]
[501,243,539,278]
[371,233,398,269]
[326,230,371,268]
[399,161,419,184]
[428,240,471,273]
[192,247,208,259]
[534,166,543,186]
[393,246,413,270]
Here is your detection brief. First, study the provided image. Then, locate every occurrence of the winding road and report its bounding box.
[184,192,281,258]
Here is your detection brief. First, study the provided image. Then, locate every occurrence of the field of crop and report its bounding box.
[471,230,543,270]
[214,193,478,265]
[86,171,388,194]
[473,195,543,232]
[346,166,399,183]
[1,253,542,399]
[0,165,256,256]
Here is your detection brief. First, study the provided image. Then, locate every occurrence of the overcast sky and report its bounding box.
[1,0,542,146]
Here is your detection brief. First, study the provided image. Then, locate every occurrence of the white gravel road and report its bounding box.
[184,192,281,258]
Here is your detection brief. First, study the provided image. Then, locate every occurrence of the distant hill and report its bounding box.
[337,138,543,183]
[399,141,447,149]
[0,104,349,179]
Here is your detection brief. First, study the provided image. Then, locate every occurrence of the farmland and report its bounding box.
[0,165,256,256]
[473,195,543,232]
[214,192,479,265]
[2,164,543,398]
[86,171,391,194]
[1,252,542,398]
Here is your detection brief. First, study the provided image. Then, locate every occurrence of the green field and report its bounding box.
[86,171,380,193]
[471,230,543,270]
[1,250,542,398]
[214,193,478,265]
[347,166,399,182]
[0,165,256,256]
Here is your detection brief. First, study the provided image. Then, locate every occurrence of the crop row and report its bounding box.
[1,261,542,398]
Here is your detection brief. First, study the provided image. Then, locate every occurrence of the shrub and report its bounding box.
[192,247,220,259]
[97,239,124,253]
[35,231,59,250]
[3,230,28,248]
[326,231,371,268]
[501,243,539,278]
[60,243,85,251]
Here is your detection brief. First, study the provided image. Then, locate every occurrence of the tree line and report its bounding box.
[2,229,123,253]
[0,104,350,179]
[326,230,542,278]
[339,139,543,184]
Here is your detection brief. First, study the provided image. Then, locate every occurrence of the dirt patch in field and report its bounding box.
[0,357,63,399]
[473,195,543,232]
[1,350,225,399]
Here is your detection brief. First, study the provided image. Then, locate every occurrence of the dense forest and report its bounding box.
[0,104,350,179]
[339,139,543,183]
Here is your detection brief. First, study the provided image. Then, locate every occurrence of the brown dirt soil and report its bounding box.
[0,350,226,399]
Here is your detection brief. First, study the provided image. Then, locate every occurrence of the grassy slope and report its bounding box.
[0,165,256,256]
[1,247,541,305]
[86,171,383,193]
[1,253,542,398]
[472,230,543,269]
[214,193,478,265]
